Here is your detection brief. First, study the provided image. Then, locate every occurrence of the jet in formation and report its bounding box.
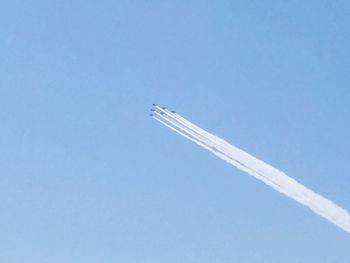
[150,104,176,116]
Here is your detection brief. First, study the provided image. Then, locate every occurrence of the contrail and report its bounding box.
[151,105,350,233]
[153,112,256,175]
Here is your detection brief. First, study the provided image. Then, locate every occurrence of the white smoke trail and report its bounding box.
[153,113,257,176]
[155,107,306,198]
[153,110,280,186]
[153,109,350,233]
[155,109,336,205]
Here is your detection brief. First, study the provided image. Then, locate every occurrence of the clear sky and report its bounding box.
[1,0,350,262]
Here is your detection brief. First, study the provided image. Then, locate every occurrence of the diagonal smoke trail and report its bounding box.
[156,108,342,206]
[155,107,306,198]
[153,109,350,233]
[155,110,312,211]
[153,113,255,175]
[157,106,301,185]
[153,110,281,186]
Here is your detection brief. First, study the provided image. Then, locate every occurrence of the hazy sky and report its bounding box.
[1,0,350,262]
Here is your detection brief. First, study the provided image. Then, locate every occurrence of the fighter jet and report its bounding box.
[161,106,166,110]
[149,114,154,117]
[152,103,157,106]
[171,110,176,113]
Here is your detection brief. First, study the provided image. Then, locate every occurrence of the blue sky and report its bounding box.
[1,0,350,262]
